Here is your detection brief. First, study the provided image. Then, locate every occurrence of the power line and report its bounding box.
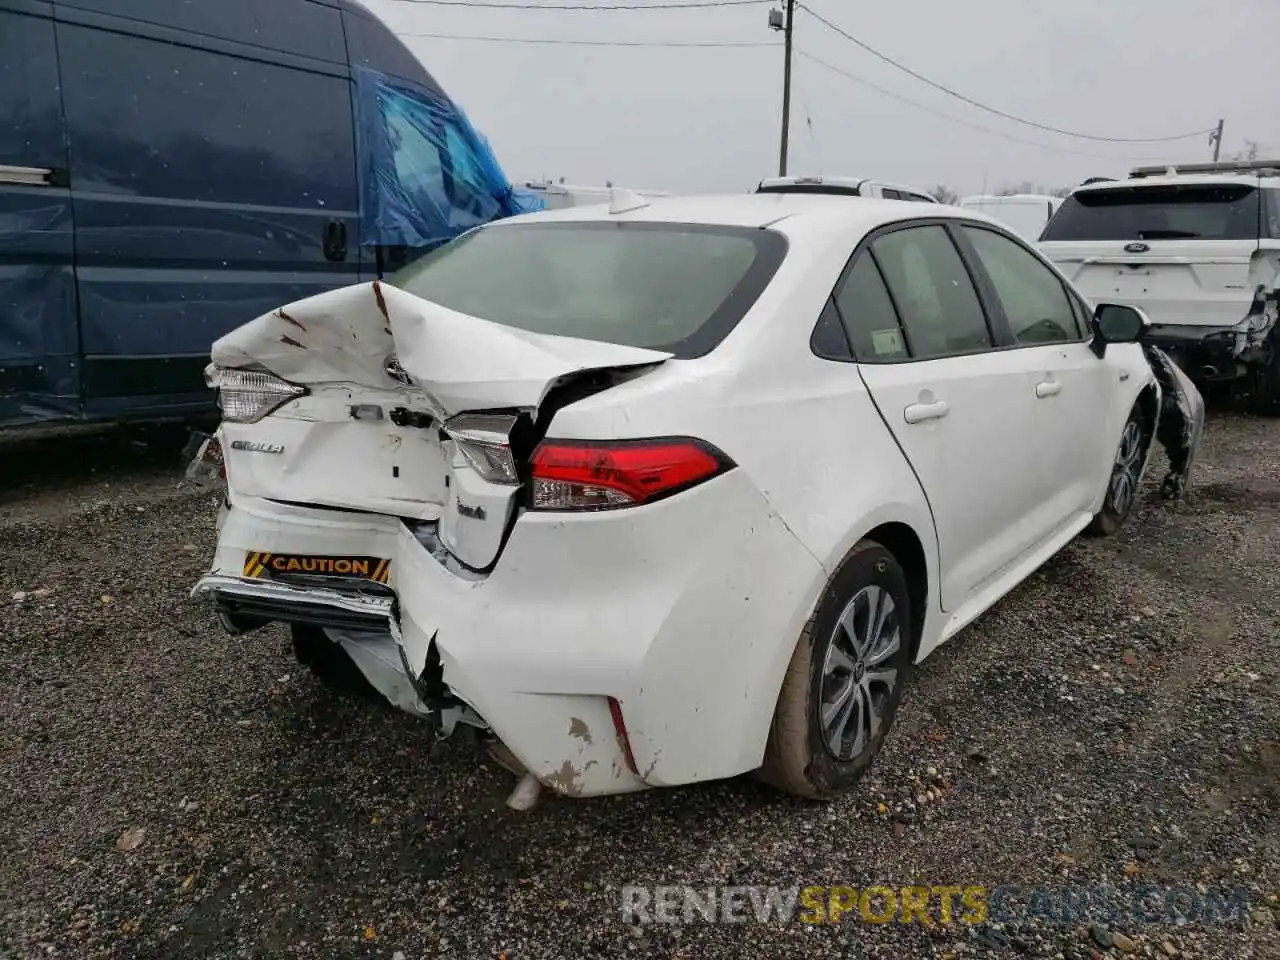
[796,50,1172,162]
[386,0,770,9]
[400,30,776,46]
[797,3,1213,144]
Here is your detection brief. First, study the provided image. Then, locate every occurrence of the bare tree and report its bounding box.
[995,180,1035,196]
[930,184,960,205]
[1230,140,1261,162]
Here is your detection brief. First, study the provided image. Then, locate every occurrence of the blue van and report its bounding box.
[0,0,538,427]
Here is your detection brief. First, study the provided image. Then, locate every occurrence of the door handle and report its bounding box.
[1035,379,1062,398]
[904,400,949,424]
[323,219,348,262]
[0,164,69,187]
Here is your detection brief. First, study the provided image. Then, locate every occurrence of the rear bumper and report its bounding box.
[1144,291,1278,380]
[193,476,824,797]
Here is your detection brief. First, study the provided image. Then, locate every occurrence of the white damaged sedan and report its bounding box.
[191,192,1204,801]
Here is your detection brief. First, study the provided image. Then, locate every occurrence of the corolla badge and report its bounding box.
[1124,241,1150,253]
[229,439,284,455]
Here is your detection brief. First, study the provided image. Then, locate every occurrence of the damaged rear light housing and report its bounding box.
[529,437,734,511]
[205,364,306,424]
[443,413,520,485]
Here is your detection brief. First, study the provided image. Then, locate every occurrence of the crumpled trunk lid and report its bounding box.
[211,281,670,569]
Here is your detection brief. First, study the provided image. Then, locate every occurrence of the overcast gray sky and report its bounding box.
[364,0,1277,196]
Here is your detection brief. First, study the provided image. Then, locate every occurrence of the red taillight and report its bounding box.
[529,437,733,511]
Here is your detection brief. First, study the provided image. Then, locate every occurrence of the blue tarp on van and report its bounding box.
[353,66,543,250]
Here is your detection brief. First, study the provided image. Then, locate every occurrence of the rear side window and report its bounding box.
[832,255,909,361]
[871,226,992,359]
[881,188,904,200]
[1041,184,1261,241]
[389,222,787,358]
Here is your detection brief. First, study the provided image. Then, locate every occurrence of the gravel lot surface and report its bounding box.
[1,414,1277,959]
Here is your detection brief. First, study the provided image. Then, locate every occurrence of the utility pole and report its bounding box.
[1210,118,1224,162]
[769,1,795,176]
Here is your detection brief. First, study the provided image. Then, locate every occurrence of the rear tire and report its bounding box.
[1086,402,1153,537]
[758,540,914,798]
[290,624,383,702]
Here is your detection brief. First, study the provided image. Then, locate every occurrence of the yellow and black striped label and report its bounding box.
[243,552,391,584]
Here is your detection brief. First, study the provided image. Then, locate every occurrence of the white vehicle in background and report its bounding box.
[1038,159,1280,413]
[519,180,673,210]
[959,194,1063,241]
[755,175,938,203]
[190,189,1204,804]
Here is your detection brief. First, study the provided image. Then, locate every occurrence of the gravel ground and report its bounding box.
[1,413,1277,960]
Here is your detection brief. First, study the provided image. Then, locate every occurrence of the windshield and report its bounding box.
[1041,183,1261,242]
[387,221,788,357]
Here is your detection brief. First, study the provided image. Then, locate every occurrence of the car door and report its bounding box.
[0,1,78,424]
[833,221,1047,612]
[955,224,1116,532]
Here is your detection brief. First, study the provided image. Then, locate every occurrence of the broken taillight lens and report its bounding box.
[205,364,306,424]
[442,413,520,485]
[529,438,733,511]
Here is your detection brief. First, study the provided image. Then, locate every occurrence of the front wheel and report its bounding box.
[1086,403,1153,537]
[758,540,914,798]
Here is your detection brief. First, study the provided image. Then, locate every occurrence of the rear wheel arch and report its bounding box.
[859,522,928,661]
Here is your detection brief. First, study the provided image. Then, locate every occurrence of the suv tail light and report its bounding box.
[529,438,734,511]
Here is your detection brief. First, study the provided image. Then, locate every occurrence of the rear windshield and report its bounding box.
[387,221,788,358]
[1041,183,1261,242]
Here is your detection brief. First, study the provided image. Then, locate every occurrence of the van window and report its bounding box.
[1041,184,1261,242]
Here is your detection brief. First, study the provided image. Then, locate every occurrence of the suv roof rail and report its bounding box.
[1129,159,1280,178]
[1080,176,1117,185]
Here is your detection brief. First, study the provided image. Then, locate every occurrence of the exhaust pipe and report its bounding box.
[1201,364,1218,378]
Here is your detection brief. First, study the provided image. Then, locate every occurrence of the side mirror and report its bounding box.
[1089,302,1150,358]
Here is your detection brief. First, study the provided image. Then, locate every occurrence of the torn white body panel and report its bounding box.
[210,280,671,417]
[196,467,822,796]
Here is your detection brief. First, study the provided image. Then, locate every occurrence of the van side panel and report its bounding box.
[0,0,80,425]
[340,0,447,95]
[54,1,363,417]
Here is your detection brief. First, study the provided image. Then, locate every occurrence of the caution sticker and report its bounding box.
[243,552,391,584]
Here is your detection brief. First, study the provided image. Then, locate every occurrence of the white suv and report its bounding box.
[1039,159,1280,413]
[755,175,938,204]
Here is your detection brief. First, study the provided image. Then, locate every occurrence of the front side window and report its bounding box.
[870,225,992,359]
[389,221,788,358]
[1041,184,1261,242]
[962,226,1081,344]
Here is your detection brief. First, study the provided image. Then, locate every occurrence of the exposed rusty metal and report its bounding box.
[372,280,389,323]
[276,309,306,332]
